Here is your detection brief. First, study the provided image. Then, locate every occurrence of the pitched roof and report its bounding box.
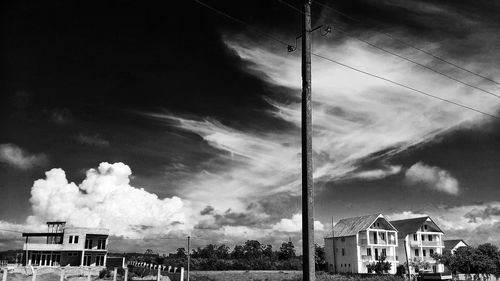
[444,239,468,251]
[331,214,391,237]
[390,216,443,239]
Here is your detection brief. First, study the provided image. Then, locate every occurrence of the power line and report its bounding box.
[313,0,500,86]
[192,0,500,120]
[277,0,500,100]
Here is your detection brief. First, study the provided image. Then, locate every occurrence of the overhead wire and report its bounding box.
[278,0,500,100]
[313,0,500,86]
[193,0,500,119]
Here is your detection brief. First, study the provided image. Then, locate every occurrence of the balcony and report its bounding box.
[23,243,64,251]
[422,241,442,247]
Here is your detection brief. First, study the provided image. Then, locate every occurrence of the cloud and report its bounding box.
[76,133,110,147]
[389,201,500,246]
[349,165,402,180]
[272,213,325,233]
[48,108,73,125]
[27,162,187,238]
[0,143,48,169]
[404,162,460,195]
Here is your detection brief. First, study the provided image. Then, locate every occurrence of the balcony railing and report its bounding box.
[23,243,64,251]
[422,241,442,247]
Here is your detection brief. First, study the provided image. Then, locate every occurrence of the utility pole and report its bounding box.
[301,1,314,281]
[187,236,191,281]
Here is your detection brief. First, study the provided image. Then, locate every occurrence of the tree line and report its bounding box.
[123,240,327,271]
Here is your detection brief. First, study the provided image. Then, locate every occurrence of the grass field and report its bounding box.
[188,271,405,281]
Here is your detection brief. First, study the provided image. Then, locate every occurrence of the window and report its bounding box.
[74,236,79,244]
[424,225,428,230]
[430,249,434,255]
[380,232,385,240]
[348,264,351,267]
[96,255,105,266]
[415,249,419,256]
[413,234,418,241]
[382,249,387,257]
[428,235,433,241]
[367,248,372,256]
[85,238,93,249]
[69,236,73,244]
[421,234,425,241]
[341,264,343,268]
[97,239,106,250]
[423,250,427,257]
[342,248,345,256]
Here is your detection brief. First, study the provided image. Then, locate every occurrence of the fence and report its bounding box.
[127,261,184,281]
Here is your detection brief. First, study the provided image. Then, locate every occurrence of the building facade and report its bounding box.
[390,217,445,274]
[22,222,109,267]
[325,214,399,274]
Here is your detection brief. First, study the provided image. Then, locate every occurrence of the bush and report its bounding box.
[99,269,112,279]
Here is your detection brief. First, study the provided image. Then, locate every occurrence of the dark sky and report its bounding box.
[1,0,499,251]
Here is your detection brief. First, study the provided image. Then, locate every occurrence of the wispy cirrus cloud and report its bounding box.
[0,143,48,169]
[76,133,110,147]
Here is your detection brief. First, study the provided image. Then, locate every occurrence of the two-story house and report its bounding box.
[325,214,399,274]
[22,221,109,267]
[390,216,445,274]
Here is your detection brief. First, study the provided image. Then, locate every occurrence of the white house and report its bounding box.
[22,221,109,267]
[390,216,445,274]
[325,214,399,274]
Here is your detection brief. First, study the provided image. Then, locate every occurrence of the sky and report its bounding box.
[1,0,500,253]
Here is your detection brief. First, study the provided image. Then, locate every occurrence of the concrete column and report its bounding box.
[113,268,117,281]
[157,267,161,281]
[168,266,171,272]
[60,269,64,281]
[124,268,128,281]
[180,267,184,281]
[81,250,85,267]
[2,269,8,281]
[103,254,107,267]
[32,268,37,281]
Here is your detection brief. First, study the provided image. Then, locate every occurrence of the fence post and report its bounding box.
[2,268,8,281]
[32,267,37,281]
[60,268,64,281]
[180,267,184,281]
[124,267,128,281]
[113,267,117,281]
[157,266,161,281]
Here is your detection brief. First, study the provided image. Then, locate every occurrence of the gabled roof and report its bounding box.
[390,216,444,239]
[329,214,396,238]
[444,239,468,251]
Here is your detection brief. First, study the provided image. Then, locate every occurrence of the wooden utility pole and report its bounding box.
[301,1,314,281]
[187,236,191,281]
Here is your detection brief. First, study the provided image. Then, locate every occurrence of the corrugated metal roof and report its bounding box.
[331,214,383,237]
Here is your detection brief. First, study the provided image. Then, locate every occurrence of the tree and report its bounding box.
[262,244,274,260]
[367,256,392,274]
[315,244,327,271]
[279,241,296,260]
[231,245,245,259]
[406,257,430,273]
[216,244,230,259]
[176,248,186,259]
[243,240,262,260]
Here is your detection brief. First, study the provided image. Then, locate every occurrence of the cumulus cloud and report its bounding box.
[0,143,48,169]
[272,213,325,233]
[404,162,460,195]
[76,133,110,147]
[27,162,187,238]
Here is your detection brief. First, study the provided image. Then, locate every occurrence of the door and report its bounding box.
[375,248,379,260]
